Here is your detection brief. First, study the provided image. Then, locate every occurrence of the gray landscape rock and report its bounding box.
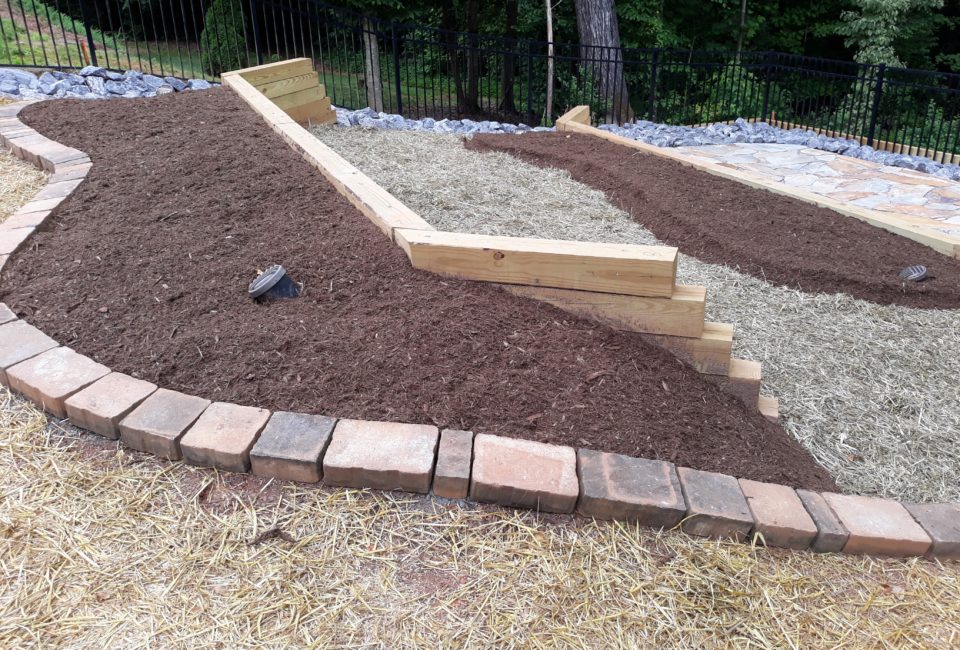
[0,66,219,104]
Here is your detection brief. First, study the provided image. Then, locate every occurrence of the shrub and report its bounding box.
[200,0,248,76]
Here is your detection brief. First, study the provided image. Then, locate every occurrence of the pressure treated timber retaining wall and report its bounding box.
[2,99,959,559]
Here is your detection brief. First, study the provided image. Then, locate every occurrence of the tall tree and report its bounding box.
[574,0,634,122]
[499,0,520,113]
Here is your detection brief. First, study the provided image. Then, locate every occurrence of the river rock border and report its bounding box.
[2,100,958,560]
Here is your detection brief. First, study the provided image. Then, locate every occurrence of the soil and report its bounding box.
[466,133,960,310]
[3,89,836,491]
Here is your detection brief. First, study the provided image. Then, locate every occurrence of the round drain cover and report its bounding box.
[898,265,928,282]
[249,265,287,298]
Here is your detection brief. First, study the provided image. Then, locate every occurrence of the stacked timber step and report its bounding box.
[222,58,336,126]
[223,58,777,421]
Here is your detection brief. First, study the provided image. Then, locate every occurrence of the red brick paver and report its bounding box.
[323,419,439,494]
[64,372,157,439]
[470,434,579,513]
[250,411,336,483]
[180,402,271,473]
[0,320,58,383]
[796,489,849,553]
[433,429,474,499]
[6,347,110,418]
[904,503,960,559]
[118,389,211,460]
[677,467,753,540]
[577,449,685,527]
[821,493,932,557]
[739,479,817,549]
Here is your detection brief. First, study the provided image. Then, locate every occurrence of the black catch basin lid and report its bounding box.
[249,265,301,299]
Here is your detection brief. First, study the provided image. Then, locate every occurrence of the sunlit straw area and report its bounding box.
[0,116,47,223]
[0,389,957,648]
[313,126,960,503]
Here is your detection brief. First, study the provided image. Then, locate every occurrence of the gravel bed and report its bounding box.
[312,124,960,503]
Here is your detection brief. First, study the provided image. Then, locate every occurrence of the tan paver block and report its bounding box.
[677,467,753,541]
[796,489,849,553]
[32,179,82,201]
[250,411,336,483]
[49,163,91,183]
[6,347,110,418]
[323,419,439,494]
[470,434,578,513]
[577,449,685,527]
[0,303,15,325]
[180,402,270,473]
[1,209,50,230]
[0,320,58,383]
[118,388,210,460]
[433,429,473,499]
[64,372,157,439]
[739,479,817,549]
[822,493,931,557]
[0,227,34,256]
[0,255,6,272]
[904,503,960,559]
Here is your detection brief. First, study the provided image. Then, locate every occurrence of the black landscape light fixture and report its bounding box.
[249,265,302,300]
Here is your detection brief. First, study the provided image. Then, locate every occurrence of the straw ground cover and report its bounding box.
[311,126,960,504]
[0,104,47,224]
[1,389,959,648]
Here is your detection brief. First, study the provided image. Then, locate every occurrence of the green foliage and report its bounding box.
[694,65,791,121]
[199,0,247,76]
[835,0,945,67]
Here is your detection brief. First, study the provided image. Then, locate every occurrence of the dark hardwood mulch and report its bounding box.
[466,132,960,309]
[1,89,836,491]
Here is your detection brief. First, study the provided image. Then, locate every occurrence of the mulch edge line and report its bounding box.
[2,100,956,560]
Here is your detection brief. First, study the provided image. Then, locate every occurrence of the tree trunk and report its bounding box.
[574,0,634,123]
[736,0,747,55]
[465,0,481,113]
[545,0,554,123]
[442,3,466,114]
[362,17,384,112]
[499,0,519,113]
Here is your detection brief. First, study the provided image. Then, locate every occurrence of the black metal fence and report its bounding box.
[3,0,959,161]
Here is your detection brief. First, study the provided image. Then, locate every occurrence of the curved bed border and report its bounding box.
[1,100,957,561]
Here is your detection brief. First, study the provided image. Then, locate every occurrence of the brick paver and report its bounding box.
[739,479,817,549]
[323,419,439,494]
[577,449,685,527]
[180,402,271,473]
[0,303,15,325]
[250,411,336,482]
[118,388,211,460]
[0,227,34,256]
[821,493,932,556]
[433,429,473,499]
[470,434,578,513]
[64,372,157,439]
[0,321,58,383]
[904,503,960,559]
[6,347,110,417]
[677,467,753,540]
[796,489,849,553]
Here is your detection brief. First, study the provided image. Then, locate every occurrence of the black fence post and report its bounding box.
[391,24,403,116]
[867,63,886,146]
[525,39,534,125]
[761,52,773,122]
[76,0,98,67]
[648,48,660,121]
[249,0,263,65]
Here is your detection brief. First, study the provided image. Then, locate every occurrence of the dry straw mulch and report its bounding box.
[312,126,960,504]
[0,130,47,223]
[0,390,958,648]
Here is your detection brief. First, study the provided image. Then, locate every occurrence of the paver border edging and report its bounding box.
[2,100,957,561]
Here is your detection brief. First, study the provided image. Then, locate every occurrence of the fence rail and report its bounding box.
[2,0,959,161]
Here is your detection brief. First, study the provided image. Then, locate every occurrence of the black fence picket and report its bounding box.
[2,0,959,161]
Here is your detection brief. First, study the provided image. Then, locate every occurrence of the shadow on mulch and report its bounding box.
[1,89,835,491]
[466,132,960,310]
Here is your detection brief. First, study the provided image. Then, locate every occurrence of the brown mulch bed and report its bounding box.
[466,133,960,309]
[1,89,836,490]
